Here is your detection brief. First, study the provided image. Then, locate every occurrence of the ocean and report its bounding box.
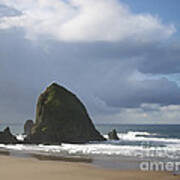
[1,124,180,170]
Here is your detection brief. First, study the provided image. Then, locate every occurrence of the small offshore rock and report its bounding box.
[24,120,34,136]
[108,129,119,140]
[0,127,18,144]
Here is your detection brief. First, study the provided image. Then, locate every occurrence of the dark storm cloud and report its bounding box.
[96,77,180,108]
[0,28,180,124]
[138,43,180,74]
[0,0,180,124]
[46,39,180,75]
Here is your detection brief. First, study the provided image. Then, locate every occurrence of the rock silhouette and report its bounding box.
[28,83,105,144]
[108,129,119,140]
[0,127,18,144]
[24,120,34,136]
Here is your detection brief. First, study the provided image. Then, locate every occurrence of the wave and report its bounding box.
[15,131,180,144]
[0,143,180,160]
[0,143,180,159]
[0,131,179,160]
[104,131,180,143]
[16,134,26,141]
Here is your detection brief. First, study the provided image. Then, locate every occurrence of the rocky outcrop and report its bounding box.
[27,83,105,144]
[108,129,119,140]
[0,127,18,144]
[24,120,34,136]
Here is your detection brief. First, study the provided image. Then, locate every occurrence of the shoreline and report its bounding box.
[1,148,180,172]
[0,148,147,170]
[0,149,93,163]
[0,154,179,180]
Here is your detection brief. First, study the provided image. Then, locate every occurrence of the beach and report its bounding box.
[0,155,179,180]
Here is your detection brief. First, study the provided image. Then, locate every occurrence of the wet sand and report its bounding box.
[0,155,179,180]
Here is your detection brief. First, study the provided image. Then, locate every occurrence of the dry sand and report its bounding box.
[0,155,179,180]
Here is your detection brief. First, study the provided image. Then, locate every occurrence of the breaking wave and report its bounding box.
[0,131,180,160]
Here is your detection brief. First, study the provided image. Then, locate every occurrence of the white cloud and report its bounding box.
[95,104,180,124]
[0,0,176,42]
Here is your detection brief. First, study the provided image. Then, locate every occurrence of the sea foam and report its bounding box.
[0,131,179,160]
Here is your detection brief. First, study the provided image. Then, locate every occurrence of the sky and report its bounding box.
[0,0,180,124]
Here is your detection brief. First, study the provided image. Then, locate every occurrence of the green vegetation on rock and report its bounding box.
[28,83,105,144]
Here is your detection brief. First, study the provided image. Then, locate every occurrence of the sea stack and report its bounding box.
[0,127,18,144]
[108,129,119,140]
[28,83,105,144]
[24,120,34,136]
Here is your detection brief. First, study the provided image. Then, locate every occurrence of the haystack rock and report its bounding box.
[0,127,18,144]
[24,120,34,136]
[108,129,119,140]
[28,83,105,144]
